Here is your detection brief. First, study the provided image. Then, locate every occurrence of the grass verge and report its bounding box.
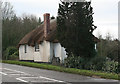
[2,60,119,80]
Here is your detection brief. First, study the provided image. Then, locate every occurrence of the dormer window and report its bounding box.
[35,43,39,52]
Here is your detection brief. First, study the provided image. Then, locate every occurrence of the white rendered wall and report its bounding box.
[19,41,51,62]
[42,41,51,62]
[53,43,61,59]
[19,41,67,63]
[19,45,34,60]
[61,47,67,63]
[34,41,51,62]
[33,43,42,62]
[53,43,67,63]
[50,43,53,62]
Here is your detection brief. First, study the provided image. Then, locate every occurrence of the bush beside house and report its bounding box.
[3,46,19,60]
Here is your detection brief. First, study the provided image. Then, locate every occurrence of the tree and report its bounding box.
[0,1,2,10]
[2,14,41,51]
[1,1,15,20]
[1,1,42,59]
[57,1,97,58]
[2,1,16,50]
[96,34,119,61]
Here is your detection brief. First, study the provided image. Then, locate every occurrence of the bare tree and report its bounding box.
[1,1,15,19]
[105,32,112,41]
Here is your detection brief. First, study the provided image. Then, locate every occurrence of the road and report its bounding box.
[0,63,119,84]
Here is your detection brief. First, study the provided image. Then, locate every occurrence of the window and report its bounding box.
[24,45,27,53]
[35,43,39,52]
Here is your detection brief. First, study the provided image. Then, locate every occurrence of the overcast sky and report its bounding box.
[3,0,119,39]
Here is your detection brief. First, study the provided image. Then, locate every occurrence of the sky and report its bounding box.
[2,0,119,39]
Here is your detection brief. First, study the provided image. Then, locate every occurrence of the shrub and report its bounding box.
[3,46,18,60]
[64,54,119,73]
[9,54,18,60]
[102,59,118,73]
[13,50,19,56]
[88,56,106,71]
[64,54,87,69]
[9,50,19,60]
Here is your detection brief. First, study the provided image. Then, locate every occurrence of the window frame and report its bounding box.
[35,43,39,52]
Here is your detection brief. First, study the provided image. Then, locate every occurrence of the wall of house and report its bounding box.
[33,43,42,62]
[19,45,34,61]
[61,47,67,63]
[19,41,67,63]
[50,43,54,62]
[53,43,67,63]
[33,41,51,62]
[53,43,61,59]
[42,41,51,62]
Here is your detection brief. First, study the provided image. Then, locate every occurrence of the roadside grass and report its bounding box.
[2,60,119,80]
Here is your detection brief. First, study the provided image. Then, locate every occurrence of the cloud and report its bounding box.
[8,0,60,20]
[91,0,118,38]
[3,0,119,38]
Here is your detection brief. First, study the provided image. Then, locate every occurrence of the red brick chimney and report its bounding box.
[43,13,50,38]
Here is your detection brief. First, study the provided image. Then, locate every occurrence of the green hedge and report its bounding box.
[2,60,119,80]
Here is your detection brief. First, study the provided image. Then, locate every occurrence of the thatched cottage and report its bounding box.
[18,13,99,63]
[18,13,67,63]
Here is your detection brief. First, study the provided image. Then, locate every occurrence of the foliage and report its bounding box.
[2,60,119,80]
[94,34,119,73]
[57,1,96,58]
[64,55,106,70]
[88,56,106,71]
[1,1,41,58]
[102,59,118,73]
[3,46,18,60]
[64,54,119,73]
[64,54,85,69]
[2,15,41,52]
[96,34,119,61]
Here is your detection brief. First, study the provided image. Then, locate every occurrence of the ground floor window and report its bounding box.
[35,43,39,52]
[24,45,27,53]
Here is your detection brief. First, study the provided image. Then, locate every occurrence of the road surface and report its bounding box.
[0,63,119,84]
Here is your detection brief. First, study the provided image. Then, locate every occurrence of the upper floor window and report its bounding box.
[24,45,27,53]
[35,43,39,52]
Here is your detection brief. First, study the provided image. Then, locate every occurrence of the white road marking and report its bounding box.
[3,68,64,83]
[40,76,64,82]
[20,77,39,78]
[4,68,26,74]
[9,73,26,75]
[16,78,28,82]
[19,76,64,82]
[0,72,7,75]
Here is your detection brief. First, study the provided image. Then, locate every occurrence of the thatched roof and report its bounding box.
[18,19,58,47]
[18,19,99,47]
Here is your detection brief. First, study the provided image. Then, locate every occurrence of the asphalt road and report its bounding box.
[0,63,119,84]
